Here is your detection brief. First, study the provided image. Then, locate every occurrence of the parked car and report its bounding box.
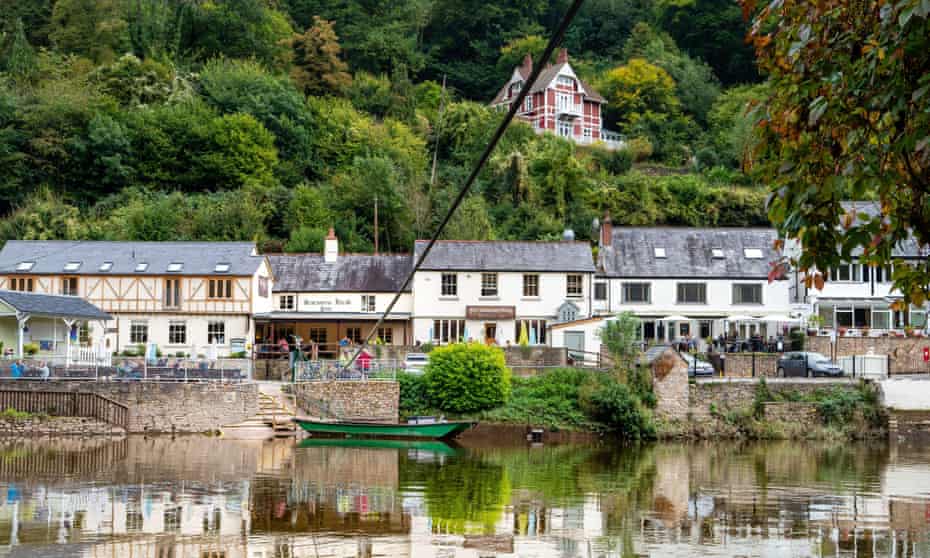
[680,353,715,377]
[404,353,429,375]
[777,352,844,377]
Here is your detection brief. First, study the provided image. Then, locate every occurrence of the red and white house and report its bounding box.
[490,49,623,149]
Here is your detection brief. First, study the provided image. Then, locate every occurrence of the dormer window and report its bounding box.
[557,75,574,87]
[135,262,149,272]
[509,81,523,98]
[15,261,34,271]
[654,248,667,258]
[63,261,81,272]
[711,249,725,259]
[743,248,763,259]
[167,262,183,272]
[214,263,231,273]
[99,261,113,272]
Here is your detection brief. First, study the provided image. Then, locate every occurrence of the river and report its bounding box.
[0,436,927,557]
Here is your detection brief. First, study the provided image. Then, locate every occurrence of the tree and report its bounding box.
[183,0,293,67]
[597,58,680,131]
[91,53,175,106]
[598,311,642,366]
[706,84,766,170]
[0,188,90,241]
[495,35,550,76]
[442,196,495,240]
[2,19,38,84]
[286,17,351,97]
[744,0,930,304]
[50,0,129,64]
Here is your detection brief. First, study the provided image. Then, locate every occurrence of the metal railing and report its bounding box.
[293,359,400,382]
[0,357,251,382]
[0,390,129,428]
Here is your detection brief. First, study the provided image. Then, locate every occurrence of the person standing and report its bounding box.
[38,361,50,381]
[10,360,22,379]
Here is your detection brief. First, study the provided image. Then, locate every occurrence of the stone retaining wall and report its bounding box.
[0,380,258,433]
[888,410,930,436]
[293,381,398,423]
[763,402,818,423]
[503,347,568,367]
[0,417,125,437]
[652,349,690,421]
[807,336,930,374]
[688,378,860,420]
[723,353,780,378]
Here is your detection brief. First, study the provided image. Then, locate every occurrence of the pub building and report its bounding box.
[255,230,413,358]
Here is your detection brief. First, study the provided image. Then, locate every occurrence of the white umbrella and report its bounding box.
[659,315,690,322]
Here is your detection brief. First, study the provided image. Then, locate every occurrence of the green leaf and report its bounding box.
[808,96,828,126]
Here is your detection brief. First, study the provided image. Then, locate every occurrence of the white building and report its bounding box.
[258,230,414,356]
[791,201,929,333]
[593,220,793,343]
[0,241,273,356]
[411,240,596,346]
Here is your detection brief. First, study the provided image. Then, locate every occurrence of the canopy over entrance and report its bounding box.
[0,290,111,358]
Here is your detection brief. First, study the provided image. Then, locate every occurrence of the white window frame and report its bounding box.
[167,262,183,272]
[743,248,764,259]
[516,319,547,344]
[676,282,707,305]
[524,96,533,111]
[168,321,187,345]
[432,319,466,344]
[732,283,763,305]
[60,276,79,296]
[557,120,573,137]
[566,274,583,298]
[622,282,651,304]
[594,281,608,301]
[207,321,226,345]
[164,278,181,309]
[361,295,376,312]
[99,261,113,272]
[279,294,295,311]
[377,327,393,344]
[63,261,81,272]
[441,273,458,297]
[130,321,148,344]
[481,273,498,297]
[523,274,539,298]
[654,248,667,258]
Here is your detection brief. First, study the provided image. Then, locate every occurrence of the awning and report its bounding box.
[0,290,111,321]
[254,312,411,321]
[659,315,691,321]
[727,314,760,322]
[760,314,802,323]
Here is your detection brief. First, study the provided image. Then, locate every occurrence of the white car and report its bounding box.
[404,353,429,375]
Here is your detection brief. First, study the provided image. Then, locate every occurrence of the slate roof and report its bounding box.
[599,228,779,279]
[0,241,264,276]
[268,254,412,292]
[415,240,596,273]
[0,290,111,320]
[841,201,924,257]
[491,62,606,105]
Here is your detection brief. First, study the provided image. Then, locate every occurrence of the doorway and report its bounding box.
[484,323,497,345]
[564,331,584,361]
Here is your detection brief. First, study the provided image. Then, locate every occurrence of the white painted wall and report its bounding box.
[595,278,791,317]
[880,378,930,410]
[273,292,413,315]
[549,318,608,354]
[91,313,252,356]
[251,259,274,315]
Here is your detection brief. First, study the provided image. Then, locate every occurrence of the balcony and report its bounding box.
[576,129,626,150]
[555,103,583,119]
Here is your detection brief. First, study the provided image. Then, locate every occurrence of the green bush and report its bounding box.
[594,147,633,175]
[424,343,511,413]
[22,343,39,356]
[398,372,432,416]
[483,368,592,429]
[694,147,719,170]
[582,376,655,439]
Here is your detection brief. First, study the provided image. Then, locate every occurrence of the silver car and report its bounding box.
[404,353,429,375]
[681,353,715,377]
[777,352,844,377]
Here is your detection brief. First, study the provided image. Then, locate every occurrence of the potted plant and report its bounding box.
[23,343,39,356]
[807,315,822,336]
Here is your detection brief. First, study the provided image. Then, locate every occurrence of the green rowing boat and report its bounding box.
[298,438,461,455]
[294,418,475,439]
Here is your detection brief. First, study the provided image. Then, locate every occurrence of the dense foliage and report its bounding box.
[423,342,511,413]
[0,0,768,248]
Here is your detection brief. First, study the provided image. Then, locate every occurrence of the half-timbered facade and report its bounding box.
[0,241,273,356]
[490,49,623,149]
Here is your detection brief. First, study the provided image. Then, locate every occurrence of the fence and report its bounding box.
[293,359,399,382]
[0,390,129,428]
[0,357,252,382]
[838,355,889,378]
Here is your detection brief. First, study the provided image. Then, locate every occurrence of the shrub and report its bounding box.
[582,376,655,439]
[594,147,633,174]
[694,147,719,170]
[398,372,432,416]
[626,136,653,162]
[424,343,511,413]
[23,343,39,356]
[483,368,592,428]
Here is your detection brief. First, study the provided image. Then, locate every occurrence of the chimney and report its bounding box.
[324,228,338,263]
[521,53,533,76]
[557,48,569,64]
[600,212,613,248]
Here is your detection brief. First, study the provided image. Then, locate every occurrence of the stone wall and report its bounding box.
[888,410,930,436]
[0,417,125,437]
[0,380,258,433]
[763,402,818,423]
[723,353,781,378]
[293,380,399,423]
[652,349,690,421]
[503,346,568,367]
[808,336,930,374]
[688,378,860,420]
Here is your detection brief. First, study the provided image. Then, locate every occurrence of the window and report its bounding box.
[557,93,572,110]
[63,261,81,272]
[61,277,78,296]
[481,273,498,297]
[557,120,573,137]
[677,283,707,304]
[167,262,183,272]
[622,283,651,303]
[78,322,90,345]
[566,274,583,297]
[711,249,725,259]
[207,321,225,344]
[871,265,894,283]
[832,263,862,282]
[523,274,539,297]
[346,327,362,344]
[168,321,187,345]
[279,294,295,311]
[654,248,667,258]
[8,277,33,292]
[130,321,148,344]
[524,96,533,111]
[872,306,891,329]
[534,118,542,130]
[361,295,376,312]
[164,279,181,308]
[209,279,232,299]
[594,282,607,301]
[583,128,592,140]
[377,327,393,344]
[258,276,269,297]
[15,262,34,271]
[516,319,546,344]
[99,261,113,272]
[557,75,574,87]
[743,248,764,259]
[135,262,148,272]
[214,263,230,273]
[911,307,928,328]
[733,283,763,305]
[308,328,327,345]
[432,320,466,344]
[558,302,579,323]
[441,273,458,296]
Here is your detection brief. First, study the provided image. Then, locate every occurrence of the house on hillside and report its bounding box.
[490,49,623,149]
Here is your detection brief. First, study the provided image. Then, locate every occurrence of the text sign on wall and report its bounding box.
[466,306,516,320]
[302,295,354,313]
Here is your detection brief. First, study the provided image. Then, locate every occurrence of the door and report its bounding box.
[564,331,584,362]
[484,323,497,345]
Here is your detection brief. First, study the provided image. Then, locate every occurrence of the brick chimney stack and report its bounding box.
[600,212,613,248]
[557,48,569,64]
[521,53,533,76]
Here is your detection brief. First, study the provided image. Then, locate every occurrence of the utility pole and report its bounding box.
[373,195,379,255]
[430,75,448,188]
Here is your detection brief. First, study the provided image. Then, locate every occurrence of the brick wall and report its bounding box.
[652,349,689,421]
[293,381,399,423]
[808,336,930,374]
[0,380,258,433]
[723,353,781,378]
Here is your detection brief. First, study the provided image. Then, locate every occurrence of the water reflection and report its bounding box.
[0,436,927,557]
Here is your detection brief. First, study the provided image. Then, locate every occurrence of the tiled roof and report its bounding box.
[268,254,412,292]
[599,227,779,278]
[0,241,264,276]
[0,289,111,320]
[415,240,595,272]
[491,62,606,105]
[841,201,924,257]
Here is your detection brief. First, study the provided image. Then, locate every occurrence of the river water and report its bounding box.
[0,436,928,557]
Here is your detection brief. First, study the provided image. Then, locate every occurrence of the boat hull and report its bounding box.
[295,419,475,440]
